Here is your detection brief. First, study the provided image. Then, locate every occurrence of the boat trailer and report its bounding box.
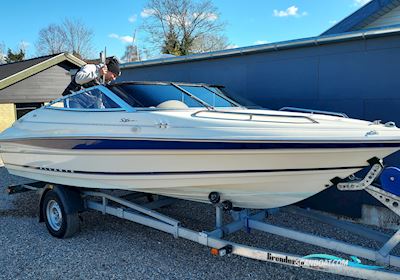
[6,160,400,279]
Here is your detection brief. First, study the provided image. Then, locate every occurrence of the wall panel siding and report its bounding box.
[0,65,71,103]
[365,5,400,29]
[0,103,16,132]
[319,48,400,100]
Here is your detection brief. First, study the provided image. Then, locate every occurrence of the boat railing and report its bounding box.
[192,110,318,124]
[279,107,349,118]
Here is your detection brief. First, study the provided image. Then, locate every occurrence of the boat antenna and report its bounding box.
[100,47,106,84]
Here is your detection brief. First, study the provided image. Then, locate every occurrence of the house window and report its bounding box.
[16,103,43,119]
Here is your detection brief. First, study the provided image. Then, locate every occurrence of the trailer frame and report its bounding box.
[6,162,400,280]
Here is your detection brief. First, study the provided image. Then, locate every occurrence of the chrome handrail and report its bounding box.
[279,107,348,118]
[192,110,318,124]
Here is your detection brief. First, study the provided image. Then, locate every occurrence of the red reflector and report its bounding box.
[210,248,219,256]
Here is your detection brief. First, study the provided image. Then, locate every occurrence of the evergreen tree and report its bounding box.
[5,48,25,63]
[161,27,181,55]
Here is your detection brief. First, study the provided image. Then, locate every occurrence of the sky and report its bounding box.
[0,0,371,60]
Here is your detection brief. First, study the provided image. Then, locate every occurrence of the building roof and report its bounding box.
[0,54,56,80]
[0,53,86,90]
[120,0,400,71]
[322,0,400,35]
[121,25,400,70]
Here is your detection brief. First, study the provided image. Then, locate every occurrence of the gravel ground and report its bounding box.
[1,166,399,280]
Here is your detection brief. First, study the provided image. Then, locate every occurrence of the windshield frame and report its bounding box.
[108,81,243,110]
[202,85,243,108]
[44,85,135,112]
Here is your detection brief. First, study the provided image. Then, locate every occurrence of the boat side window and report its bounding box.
[50,89,121,110]
[110,84,204,108]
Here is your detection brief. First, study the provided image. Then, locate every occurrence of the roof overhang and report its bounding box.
[0,53,86,90]
[121,25,400,70]
[322,0,400,35]
[110,81,223,87]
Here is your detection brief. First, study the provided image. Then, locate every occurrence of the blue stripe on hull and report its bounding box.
[3,138,400,150]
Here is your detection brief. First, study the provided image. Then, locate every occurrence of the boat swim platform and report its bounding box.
[6,161,400,279]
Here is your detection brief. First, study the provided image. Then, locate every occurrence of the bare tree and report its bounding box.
[121,45,140,62]
[18,41,30,56]
[0,42,6,64]
[36,24,67,55]
[36,19,94,58]
[121,30,141,62]
[63,18,94,58]
[141,0,227,56]
[191,34,228,53]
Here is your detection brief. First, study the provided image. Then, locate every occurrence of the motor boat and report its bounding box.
[1,81,400,209]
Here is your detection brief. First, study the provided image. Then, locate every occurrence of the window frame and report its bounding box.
[179,85,241,108]
[107,82,243,110]
[109,83,207,110]
[45,86,135,112]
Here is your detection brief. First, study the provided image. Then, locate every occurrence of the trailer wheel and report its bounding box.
[42,190,80,238]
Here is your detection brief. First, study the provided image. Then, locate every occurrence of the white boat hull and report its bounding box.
[1,84,400,209]
[2,144,397,208]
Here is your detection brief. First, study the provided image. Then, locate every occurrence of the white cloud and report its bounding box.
[205,13,218,21]
[165,14,181,25]
[108,34,134,43]
[19,41,31,48]
[226,44,239,49]
[19,41,30,52]
[120,36,134,43]
[273,6,307,17]
[254,40,269,45]
[193,12,218,21]
[141,8,156,18]
[354,0,371,6]
[128,14,137,23]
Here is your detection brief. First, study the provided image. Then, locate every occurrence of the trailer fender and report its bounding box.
[39,185,84,222]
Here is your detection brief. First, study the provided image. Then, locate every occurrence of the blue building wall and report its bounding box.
[120,34,400,131]
[119,33,400,217]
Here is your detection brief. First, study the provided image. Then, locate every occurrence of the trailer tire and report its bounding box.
[42,190,80,238]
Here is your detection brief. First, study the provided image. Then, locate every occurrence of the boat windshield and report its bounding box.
[109,83,239,109]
